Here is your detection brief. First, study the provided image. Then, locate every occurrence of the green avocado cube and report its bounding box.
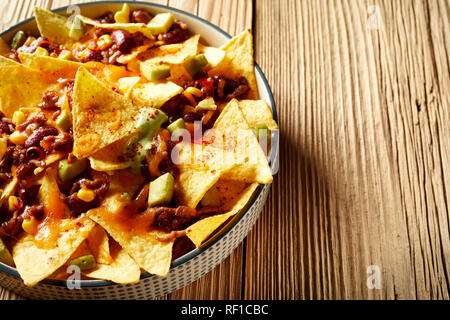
[148,173,174,207]
[69,16,86,41]
[141,64,171,81]
[147,12,175,35]
[255,123,271,145]
[69,254,96,271]
[0,238,14,266]
[167,118,185,138]
[184,54,208,76]
[58,158,88,182]
[55,109,72,132]
[10,30,26,50]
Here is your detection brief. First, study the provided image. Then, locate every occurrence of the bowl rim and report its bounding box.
[0,0,278,288]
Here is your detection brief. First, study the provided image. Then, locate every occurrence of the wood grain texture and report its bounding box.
[1,0,449,300]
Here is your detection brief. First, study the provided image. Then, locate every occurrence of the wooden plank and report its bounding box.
[246,0,450,299]
[0,0,252,300]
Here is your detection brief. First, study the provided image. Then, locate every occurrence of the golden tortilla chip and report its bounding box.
[130,81,183,108]
[86,224,112,265]
[173,141,234,208]
[140,34,199,65]
[0,65,60,117]
[186,182,258,247]
[0,56,20,66]
[77,15,155,39]
[211,99,272,183]
[88,137,132,171]
[12,217,95,286]
[18,52,81,78]
[34,7,71,44]
[88,207,174,277]
[72,67,153,158]
[208,30,259,99]
[83,240,140,284]
[117,76,141,97]
[238,99,278,130]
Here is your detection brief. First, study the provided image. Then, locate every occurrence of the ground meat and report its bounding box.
[212,75,250,100]
[95,11,115,24]
[40,132,73,153]
[159,27,188,44]
[151,206,198,232]
[16,112,47,131]
[0,204,44,237]
[111,29,132,53]
[38,91,59,110]
[0,112,15,134]
[81,49,103,63]
[63,174,110,217]
[131,10,152,23]
[18,185,41,205]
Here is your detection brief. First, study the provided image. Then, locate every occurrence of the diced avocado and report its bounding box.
[184,54,208,76]
[69,16,86,41]
[202,46,226,68]
[34,46,48,56]
[147,12,175,35]
[121,192,130,200]
[167,118,185,136]
[141,64,171,81]
[201,186,221,207]
[0,238,14,266]
[148,173,174,207]
[124,108,168,173]
[255,123,271,144]
[58,50,73,60]
[10,30,26,50]
[58,158,88,182]
[55,109,72,132]
[69,254,96,271]
[195,97,217,111]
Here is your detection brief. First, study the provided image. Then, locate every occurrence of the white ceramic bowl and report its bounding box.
[0,1,278,300]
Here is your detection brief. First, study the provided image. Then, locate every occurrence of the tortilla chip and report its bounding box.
[173,141,234,208]
[0,56,20,66]
[88,208,174,277]
[130,81,183,108]
[238,100,278,130]
[208,30,259,99]
[89,138,131,171]
[83,240,140,284]
[72,67,153,158]
[116,45,152,64]
[12,217,95,286]
[117,76,141,97]
[86,224,112,265]
[186,182,258,247]
[34,7,71,44]
[77,15,154,39]
[0,177,18,203]
[211,99,272,183]
[0,65,59,117]
[140,34,199,65]
[18,52,81,78]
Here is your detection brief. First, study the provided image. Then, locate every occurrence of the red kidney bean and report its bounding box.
[24,126,58,148]
[81,49,103,63]
[131,10,152,23]
[111,29,132,52]
[160,28,188,44]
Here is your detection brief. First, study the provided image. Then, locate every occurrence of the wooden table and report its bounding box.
[1,0,449,300]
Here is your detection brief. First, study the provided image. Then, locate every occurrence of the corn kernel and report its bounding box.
[9,131,28,145]
[77,188,95,202]
[0,137,7,160]
[8,196,19,211]
[22,216,39,234]
[183,91,197,106]
[97,34,113,50]
[185,86,202,98]
[12,110,25,125]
